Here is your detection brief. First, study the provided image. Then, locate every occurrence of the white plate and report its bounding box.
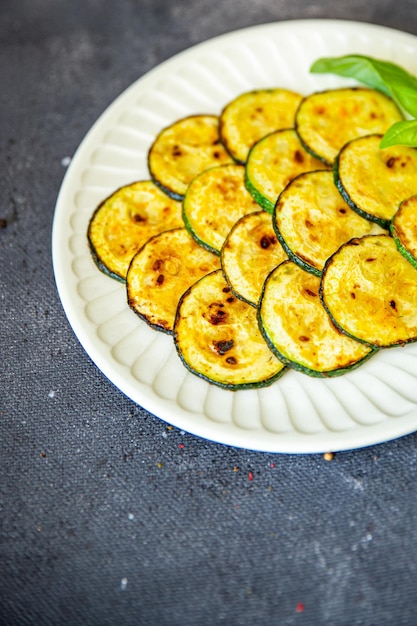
[52,19,417,453]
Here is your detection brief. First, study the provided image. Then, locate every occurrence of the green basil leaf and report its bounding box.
[310,55,417,117]
[380,119,417,148]
[310,55,390,95]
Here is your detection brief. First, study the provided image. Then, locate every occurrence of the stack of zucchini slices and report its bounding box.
[88,84,417,389]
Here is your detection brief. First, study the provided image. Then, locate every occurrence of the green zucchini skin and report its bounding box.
[390,225,417,271]
[295,87,403,166]
[258,261,376,377]
[126,228,220,335]
[148,114,232,200]
[333,153,390,230]
[221,210,288,307]
[182,163,259,255]
[219,88,303,164]
[334,134,417,230]
[244,169,274,214]
[272,211,322,277]
[244,129,329,215]
[173,269,286,390]
[390,195,417,270]
[87,235,126,283]
[319,234,417,349]
[272,169,385,278]
[87,180,183,282]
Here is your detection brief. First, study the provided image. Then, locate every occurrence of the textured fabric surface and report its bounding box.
[2,1,417,625]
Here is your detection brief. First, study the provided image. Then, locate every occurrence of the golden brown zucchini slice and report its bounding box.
[320,234,417,348]
[295,87,403,166]
[219,88,303,164]
[391,194,417,269]
[273,170,385,276]
[87,180,183,281]
[174,269,286,389]
[245,129,329,213]
[182,163,259,254]
[148,114,232,199]
[127,228,220,334]
[259,261,375,377]
[221,211,287,306]
[335,134,417,228]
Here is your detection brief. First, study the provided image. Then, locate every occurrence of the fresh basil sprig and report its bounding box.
[310,54,417,148]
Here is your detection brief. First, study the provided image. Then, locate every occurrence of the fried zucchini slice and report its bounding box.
[391,194,417,269]
[295,87,403,166]
[245,129,329,213]
[127,228,220,333]
[219,88,303,164]
[182,163,259,254]
[273,170,385,276]
[148,114,232,199]
[259,261,374,377]
[87,180,183,281]
[320,234,417,348]
[335,135,417,228]
[174,269,286,389]
[221,211,287,306]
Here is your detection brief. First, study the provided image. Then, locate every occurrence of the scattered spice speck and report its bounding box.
[157,462,163,468]
[178,443,184,449]
[40,451,46,458]
[323,452,334,461]
[270,462,275,468]
[248,471,254,481]
[233,466,239,472]
[296,602,305,613]
[167,425,173,430]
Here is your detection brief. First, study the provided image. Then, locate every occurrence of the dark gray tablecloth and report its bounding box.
[2,1,417,624]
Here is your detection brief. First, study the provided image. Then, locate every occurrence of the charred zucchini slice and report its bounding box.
[127,228,220,334]
[219,88,303,164]
[320,234,417,348]
[273,170,385,276]
[174,269,286,389]
[245,129,329,213]
[259,261,374,377]
[221,211,287,306]
[335,134,417,228]
[295,87,403,166]
[148,114,232,200]
[391,195,417,269]
[87,180,183,281]
[182,163,259,254]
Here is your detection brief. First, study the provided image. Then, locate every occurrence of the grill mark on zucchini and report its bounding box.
[87,180,183,281]
[335,134,417,228]
[295,87,403,166]
[320,234,417,348]
[219,89,303,164]
[174,269,286,389]
[148,115,232,200]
